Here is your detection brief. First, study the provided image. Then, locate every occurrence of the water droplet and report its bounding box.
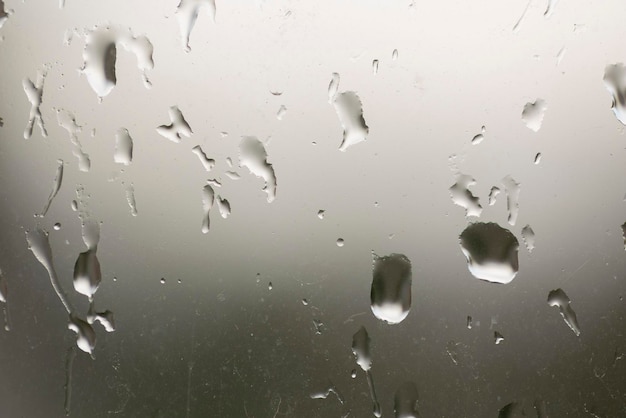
[157,106,193,143]
[512,0,531,33]
[302,298,309,306]
[310,380,344,404]
[603,63,626,125]
[449,174,483,217]
[333,91,369,151]
[270,91,282,96]
[53,223,61,230]
[276,105,287,120]
[201,184,215,233]
[125,183,138,216]
[268,282,273,290]
[336,238,344,247]
[522,99,547,132]
[372,59,379,74]
[556,46,566,66]
[459,222,519,284]
[0,268,10,331]
[216,196,231,219]
[622,222,626,250]
[352,326,382,417]
[176,0,216,52]
[226,157,233,167]
[394,381,419,418]
[23,67,48,139]
[467,315,473,329]
[351,369,357,378]
[313,319,324,334]
[502,175,520,226]
[160,278,166,284]
[177,279,182,284]
[89,310,116,332]
[521,224,535,252]
[544,0,558,17]
[370,253,412,325]
[112,128,133,165]
[40,160,64,217]
[471,133,484,145]
[239,136,277,202]
[68,315,96,357]
[488,186,501,206]
[534,152,542,164]
[56,109,90,172]
[494,331,504,344]
[82,25,154,98]
[73,249,102,300]
[446,341,459,365]
[0,1,11,29]
[392,49,398,60]
[547,288,581,336]
[328,72,340,103]
[498,402,523,418]
[317,210,325,219]
[225,171,240,180]
[71,200,78,211]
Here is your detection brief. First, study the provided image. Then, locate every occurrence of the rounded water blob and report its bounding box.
[53,222,61,230]
[351,369,357,378]
[459,222,519,284]
[160,278,165,284]
[73,249,101,299]
[370,253,412,324]
[336,238,344,247]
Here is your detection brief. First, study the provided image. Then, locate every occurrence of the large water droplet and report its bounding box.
[333,91,369,151]
[521,99,547,132]
[114,128,133,165]
[521,224,535,252]
[157,106,193,143]
[370,253,412,325]
[73,249,102,300]
[176,0,216,52]
[394,382,419,418]
[449,174,483,217]
[459,222,519,284]
[82,25,153,98]
[23,67,48,139]
[68,315,96,358]
[239,136,277,202]
[547,288,581,336]
[40,160,64,217]
[336,238,344,247]
[603,63,626,125]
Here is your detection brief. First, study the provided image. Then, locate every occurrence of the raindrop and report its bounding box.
[446,341,459,365]
[459,222,519,284]
[56,109,90,172]
[0,1,10,28]
[157,106,193,143]
[226,157,233,168]
[313,319,324,335]
[81,25,154,98]
[622,222,626,250]
[40,160,64,217]
[372,59,379,74]
[302,298,309,306]
[392,49,398,60]
[23,67,48,139]
[333,91,369,151]
[317,210,325,219]
[521,99,547,132]
[310,380,344,404]
[556,46,566,66]
[0,268,10,331]
[216,196,231,219]
[494,331,504,344]
[547,288,581,336]
[114,128,133,165]
[352,327,381,417]
[502,175,520,226]
[68,315,96,358]
[160,278,166,284]
[544,0,559,17]
[53,223,61,230]
[336,238,344,247]
[449,174,483,217]
[239,136,277,202]
[176,0,216,52]
[225,171,240,180]
[471,126,485,145]
[394,381,419,418]
[268,282,273,290]
[488,186,500,206]
[498,402,524,418]
[603,63,626,125]
[521,224,535,252]
[466,316,473,329]
[370,253,412,325]
[534,152,542,164]
[201,184,214,233]
[125,183,138,216]
[71,200,78,211]
[177,279,182,284]
[328,72,340,103]
[276,105,287,120]
[512,0,531,33]
[73,249,102,300]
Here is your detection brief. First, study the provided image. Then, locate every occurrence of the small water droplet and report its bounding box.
[53,223,61,231]
[502,175,521,226]
[394,381,419,418]
[328,72,340,103]
[372,59,379,74]
[449,174,482,217]
[114,128,133,165]
[459,222,519,284]
[336,238,344,247]
[522,99,547,132]
[313,319,324,334]
[40,160,64,217]
[310,380,344,404]
[160,278,165,284]
[302,298,308,306]
[268,282,273,290]
[157,106,192,143]
[488,186,501,206]
[351,369,357,378]
[548,288,581,336]
[276,105,287,120]
[521,224,535,252]
[177,279,182,284]
[392,49,398,60]
[494,331,504,344]
[534,152,542,164]
[317,210,325,219]
[239,136,277,203]
[467,315,473,329]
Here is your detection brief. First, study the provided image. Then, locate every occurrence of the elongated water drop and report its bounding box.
[40,160,64,217]
[502,175,520,226]
[125,183,138,216]
[334,91,369,151]
[449,174,483,217]
[276,105,287,120]
[459,222,519,284]
[521,224,535,252]
[352,327,381,417]
[370,253,412,325]
[114,128,133,165]
[310,380,344,404]
[216,196,231,219]
[394,382,419,418]
[176,0,216,52]
[392,49,398,60]
[328,73,340,103]
[547,288,581,336]
[494,331,504,344]
[201,184,214,233]
[603,63,626,125]
[498,402,524,418]
[0,268,10,331]
[191,145,215,171]
[534,152,542,164]
[23,68,48,139]
[56,109,90,172]
[0,0,10,29]
[73,249,101,300]
[239,136,277,202]
[157,106,192,143]
[372,60,379,74]
[68,315,96,358]
[488,186,500,206]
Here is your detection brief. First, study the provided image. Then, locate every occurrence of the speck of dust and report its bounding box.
[160,278,166,284]
[336,238,345,247]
